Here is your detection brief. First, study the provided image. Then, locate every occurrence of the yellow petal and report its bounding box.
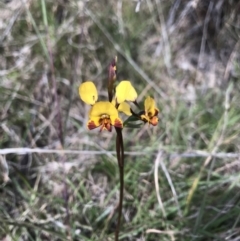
[79,81,98,105]
[144,96,158,117]
[89,101,119,119]
[88,101,123,130]
[118,102,132,116]
[115,81,137,104]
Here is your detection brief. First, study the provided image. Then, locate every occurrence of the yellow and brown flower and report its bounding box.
[140,96,159,126]
[87,101,123,132]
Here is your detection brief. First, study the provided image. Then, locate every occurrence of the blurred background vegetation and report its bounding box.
[0,0,240,240]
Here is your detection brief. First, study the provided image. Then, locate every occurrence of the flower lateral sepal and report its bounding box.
[113,118,123,129]
[112,99,132,116]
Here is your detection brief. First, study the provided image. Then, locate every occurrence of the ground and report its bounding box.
[0,0,240,241]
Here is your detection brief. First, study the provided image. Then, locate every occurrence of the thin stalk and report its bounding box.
[115,128,124,241]
[108,56,123,241]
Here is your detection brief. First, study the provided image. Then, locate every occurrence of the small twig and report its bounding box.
[159,151,182,217]
[0,155,10,183]
[0,148,239,159]
[154,151,166,217]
